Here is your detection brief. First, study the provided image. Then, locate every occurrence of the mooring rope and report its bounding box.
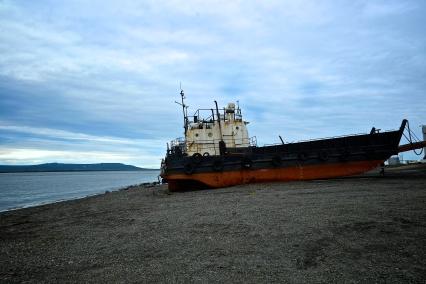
[402,120,424,156]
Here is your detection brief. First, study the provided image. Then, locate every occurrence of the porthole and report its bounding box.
[195,133,199,137]
[208,132,213,137]
[236,126,239,130]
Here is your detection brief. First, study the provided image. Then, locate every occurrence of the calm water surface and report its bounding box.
[0,170,159,212]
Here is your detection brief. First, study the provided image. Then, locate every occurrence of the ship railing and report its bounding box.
[167,137,186,156]
[189,108,216,124]
[285,127,400,145]
[264,143,283,146]
[170,137,185,147]
[186,137,256,146]
[249,136,257,147]
[184,136,257,155]
[294,133,366,144]
[188,107,244,125]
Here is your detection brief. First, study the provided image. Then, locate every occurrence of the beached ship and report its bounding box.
[160,90,424,191]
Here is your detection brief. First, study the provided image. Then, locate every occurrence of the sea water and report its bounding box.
[0,170,159,212]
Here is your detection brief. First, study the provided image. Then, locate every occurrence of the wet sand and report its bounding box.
[1,164,426,283]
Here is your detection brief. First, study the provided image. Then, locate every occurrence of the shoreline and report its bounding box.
[0,170,160,213]
[0,169,160,174]
[1,165,425,282]
[0,181,160,214]
[1,164,421,214]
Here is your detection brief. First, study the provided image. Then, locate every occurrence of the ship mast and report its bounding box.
[175,89,188,136]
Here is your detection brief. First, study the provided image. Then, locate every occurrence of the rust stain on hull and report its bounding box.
[165,160,384,191]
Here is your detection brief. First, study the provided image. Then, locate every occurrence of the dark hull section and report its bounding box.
[162,124,405,191]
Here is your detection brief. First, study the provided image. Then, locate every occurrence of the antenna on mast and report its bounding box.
[175,82,188,136]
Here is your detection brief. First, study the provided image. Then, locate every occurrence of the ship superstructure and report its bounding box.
[168,90,254,157]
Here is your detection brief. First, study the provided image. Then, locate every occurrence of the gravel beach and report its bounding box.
[1,164,426,283]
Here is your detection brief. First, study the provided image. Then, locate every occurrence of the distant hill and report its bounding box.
[0,163,158,173]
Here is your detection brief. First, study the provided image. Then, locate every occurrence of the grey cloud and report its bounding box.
[0,0,425,164]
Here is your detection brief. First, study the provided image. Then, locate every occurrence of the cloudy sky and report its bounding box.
[0,0,425,168]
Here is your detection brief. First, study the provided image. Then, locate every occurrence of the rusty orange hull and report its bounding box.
[165,159,384,191]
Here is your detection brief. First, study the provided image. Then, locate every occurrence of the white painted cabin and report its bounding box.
[185,103,251,156]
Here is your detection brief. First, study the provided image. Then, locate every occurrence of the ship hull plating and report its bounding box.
[166,160,384,190]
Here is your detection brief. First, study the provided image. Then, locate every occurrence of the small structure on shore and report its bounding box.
[388,156,401,166]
